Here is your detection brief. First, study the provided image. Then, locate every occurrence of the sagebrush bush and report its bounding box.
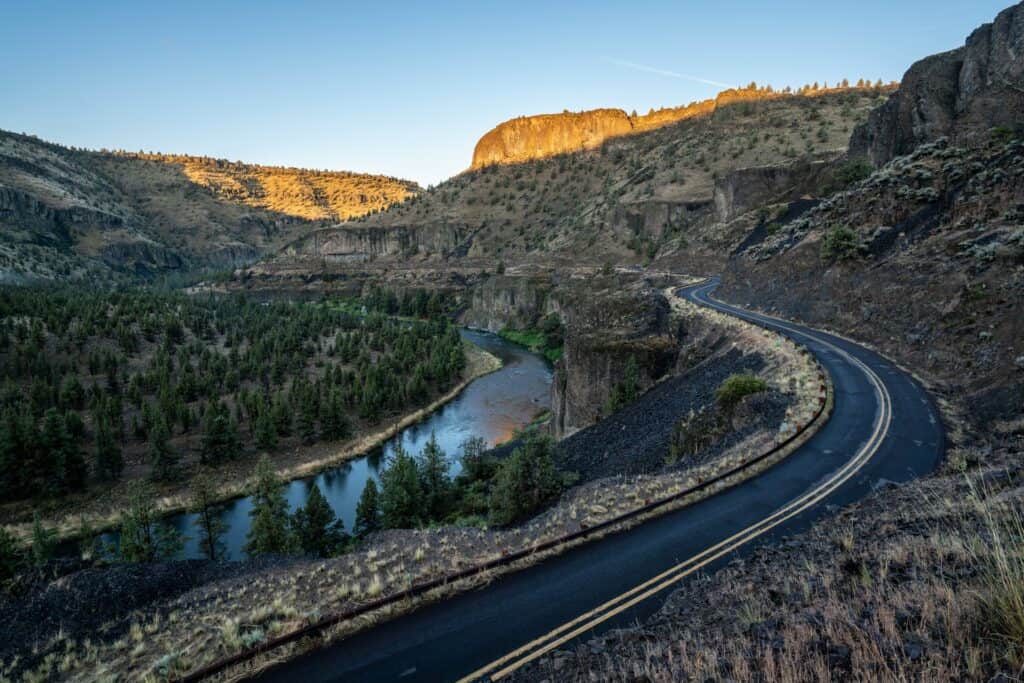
[820,226,864,261]
[715,373,768,411]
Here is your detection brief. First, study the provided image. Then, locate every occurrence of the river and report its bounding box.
[102,330,552,561]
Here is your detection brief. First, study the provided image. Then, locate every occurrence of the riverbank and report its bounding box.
[1,340,503,544]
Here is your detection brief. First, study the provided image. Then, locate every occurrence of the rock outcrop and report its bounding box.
[459,275,555,332]
[282,223,469,262]
[472,109,633,169]
[552,280,680,437]
[850,1,1024,165]
[713,156,837,223]
[471,86,864,169]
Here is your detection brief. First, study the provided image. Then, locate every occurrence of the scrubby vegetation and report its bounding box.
[499,313,564,363]
[820,226,865,261]
[715,373,768,411]
[0,285,465,506]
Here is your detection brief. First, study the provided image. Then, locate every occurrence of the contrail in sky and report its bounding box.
[602,57,735,89]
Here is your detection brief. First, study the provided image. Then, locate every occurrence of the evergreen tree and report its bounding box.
[459,436,491,481]
[119,482,182,562]
[418,432,451,520]
[30,512,56,566]
[271,393,292,437]
[291,484,347,557]
[297,391,318,444]
[94,413,123,480]
[254,402,278,451]
[39,408,86,494]
[200,401,240,464]
[190,472,226,561]
[149,417,179,481]
[354,479,381,537]
[319,389,350,441]
[379,443,423,528]
[489,433,562,526]
[244,456,294,556]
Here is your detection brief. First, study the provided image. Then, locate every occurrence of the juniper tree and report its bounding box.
[30,513,56,566]
[319,389,350,441]
[418,432,451,520]
[119,482,182,562]
[190,472,226,561]
[380,443,423,528]
[488,432,562,526]
[291,484,347,557]
[94,413,123,481]
[354,479,381,537]
[255,403,278,451]
[149,417,179,481]
[244,456,294,556]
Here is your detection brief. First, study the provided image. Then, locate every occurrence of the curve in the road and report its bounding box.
[256,277,944,683]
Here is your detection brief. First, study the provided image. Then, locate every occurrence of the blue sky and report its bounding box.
[0,1,1010,186]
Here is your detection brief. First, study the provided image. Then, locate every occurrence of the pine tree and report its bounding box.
[320,389,350,440]
[244,456,294,556]
[119,482,182,562]
[201,401,240,464]
[354,479,381,537]
[418,431,451,520]
[489,432,562,526]
[272,392,292,437]
[149,417,179,481]
[458,436,491,482]
[291,484,347,557]
[379,443,423,528]
[94,413,123,480]
[39,408,86,494]
[297,391,318,444]
[255,402,278,451]
[191,472,226,561]
[30,512,56,566]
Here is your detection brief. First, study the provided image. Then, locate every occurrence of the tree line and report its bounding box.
[0,430,572,587]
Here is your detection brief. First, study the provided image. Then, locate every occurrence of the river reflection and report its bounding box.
[101,330,552,560]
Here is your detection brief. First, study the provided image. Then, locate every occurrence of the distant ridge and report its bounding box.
[471,81,897,169]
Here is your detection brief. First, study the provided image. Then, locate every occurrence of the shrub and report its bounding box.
[821,226,865,261]
[715,373,768,411]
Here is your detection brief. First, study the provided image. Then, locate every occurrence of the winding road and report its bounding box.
[257,277,944,683]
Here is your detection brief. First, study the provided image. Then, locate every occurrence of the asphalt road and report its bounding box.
[257,277,944,683]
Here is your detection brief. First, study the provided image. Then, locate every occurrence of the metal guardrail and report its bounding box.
[178,297,831,682]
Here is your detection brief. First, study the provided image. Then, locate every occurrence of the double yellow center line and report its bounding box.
[460,293,892,682]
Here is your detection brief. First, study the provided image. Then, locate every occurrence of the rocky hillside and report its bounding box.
[850,4,1024,165]
[0,130,418,282]
[471,84,890,169]
[721,0,1024,429]
[249,85,890,280]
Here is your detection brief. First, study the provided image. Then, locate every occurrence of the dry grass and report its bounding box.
[518,444,1024,682]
